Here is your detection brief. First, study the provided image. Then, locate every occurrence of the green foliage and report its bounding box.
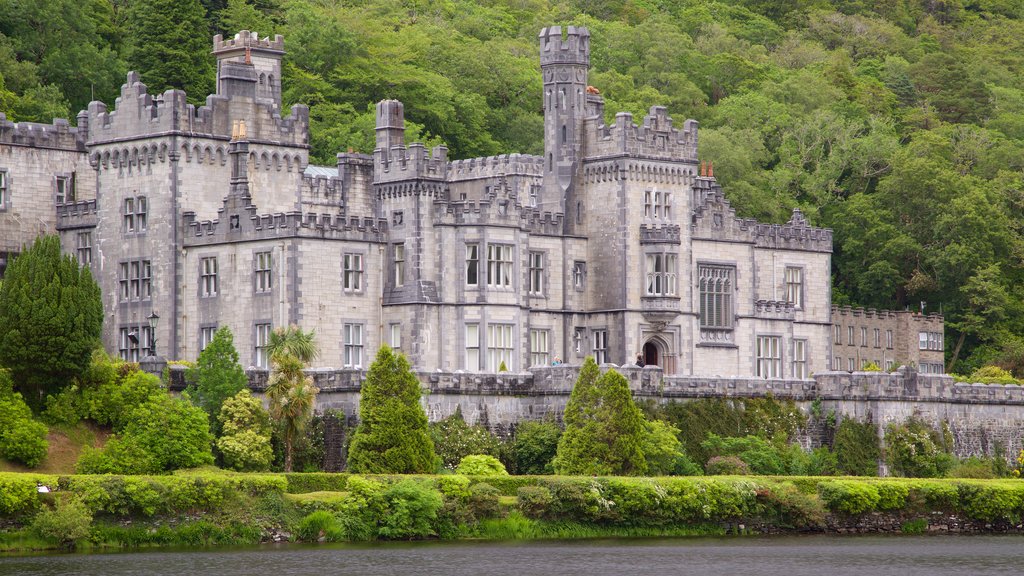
[554,360,647,476]
[429,407,501,471]
[643,397,807,467]
[30,495,92,548]
[467,482,502,519]
[957,365,1023,385]
[701,434,785,475]
[884,419,955,478]
[516,486,553,519]
[0,473,41,514]
[0,235,102,409]
[378,479,443,539]
[347,346,435,474]
[817,480,880,516]
[506,421,561,475]
[216,389,272,472]
[296,510,344,542]
[76,393,214,474]
[0,388,49,467]
[833,418,881,476]
[266,326,319,472]
[456,454,508,476]
[705,455,750,475]
[124,0,212,104]
[186,327,248,436]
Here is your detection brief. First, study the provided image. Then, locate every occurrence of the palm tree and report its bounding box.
[265,326,319,472]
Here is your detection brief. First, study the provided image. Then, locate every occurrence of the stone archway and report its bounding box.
[643,341,660,367]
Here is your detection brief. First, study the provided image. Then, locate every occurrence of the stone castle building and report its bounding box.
[0,27,941,377]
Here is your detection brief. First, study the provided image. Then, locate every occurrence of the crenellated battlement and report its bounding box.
[435,196,565,236]
[212,30,284,54]
[832,305,943,324]
[751,209,832,252]
[182,208,387,246]
[692,179,832,252]
[539,26,590,67]
[55,199,98,230]
[755,299,796,320]
[448,154,544,181]
[584,107,698,162]
[86,72,309,146]
[639,224,681,244]
[0,113,87,151]
[374,142,448,184]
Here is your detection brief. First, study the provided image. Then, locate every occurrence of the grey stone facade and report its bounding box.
[0,26,934,381]
[831,305,945,374]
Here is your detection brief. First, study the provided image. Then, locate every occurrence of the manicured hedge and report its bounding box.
[7,472,1024,533]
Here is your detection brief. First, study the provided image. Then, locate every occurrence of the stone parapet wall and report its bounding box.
[0,114,87,151]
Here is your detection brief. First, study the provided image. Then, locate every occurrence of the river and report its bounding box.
[3,535,1023,576]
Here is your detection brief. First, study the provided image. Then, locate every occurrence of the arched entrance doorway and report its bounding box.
[643,341,660,367]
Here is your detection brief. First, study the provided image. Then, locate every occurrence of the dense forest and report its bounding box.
[2,0,1024,374]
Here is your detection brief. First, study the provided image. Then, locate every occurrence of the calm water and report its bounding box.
[3,535,1023,576]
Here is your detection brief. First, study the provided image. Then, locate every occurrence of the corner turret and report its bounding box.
[213,30,284,109]
[539,26,590,233]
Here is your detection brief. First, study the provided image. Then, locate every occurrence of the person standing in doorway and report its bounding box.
[635,353,645,367]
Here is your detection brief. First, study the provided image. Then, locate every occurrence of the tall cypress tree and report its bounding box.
[553,358,648,476]
[125,0,214,103]
[347,346,436,473]
[0,235,102,409]
[185,326,247,436]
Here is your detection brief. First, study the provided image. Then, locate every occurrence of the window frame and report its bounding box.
[0,169,8,210]
[528,251,544,295]
[529,329,550,367]
[254,251,272,294]
[487,323,514,371]
[343,252,364,292]
[572,261,586,291]
[645,252,678,296]
[76,232,92,267]
[756,335,782,379]
[393,243,406,287]
[792,339,808,379]
[486,244,513,288]
[592,329,608,364]
[199,325,218,352]
[200,256,219,298]
[466,244,479,287]
[254,323,272,368]
[698,264,734,330]
[784,266,803,309]
[343,323,364,368]
[465,323,480,370]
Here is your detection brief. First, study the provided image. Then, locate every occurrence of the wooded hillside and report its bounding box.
[3,0,1023,374]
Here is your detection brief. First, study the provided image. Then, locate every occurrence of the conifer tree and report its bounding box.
[347,346,436,473]
[125,0,214,103]
[185,326,248,436]
[0,235,102,409]
[553,358,648,476]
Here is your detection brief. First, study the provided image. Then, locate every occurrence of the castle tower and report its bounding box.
[375,99,406,163]
[213,30,284,108]
[539,26,589,230]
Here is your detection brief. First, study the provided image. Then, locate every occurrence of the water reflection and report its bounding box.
[3,535,1024,576]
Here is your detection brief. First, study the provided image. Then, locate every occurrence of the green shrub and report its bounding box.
[185,327,248,436]
[217,389,273,472]
[435,474,471,501]
[516,486,553,519]
[961,366,1022,385]
[554,361,647,476]
[0,389,49,467]
[833,418,880,476]
[643,419,685,476]
[296,510,344,542]
[706,455,750,475]
[956,482,1024,522]
[347,346,436,474]
[42,386,85,426]
[507,421,561,475]
[884,419,954,478]
[30,495,92,548]
[0,473,44,514]
[83,369,161,430]
[875,481,909,510]
[947,457,1004,479]
[1,418,49,468]
[755,482,825,529]
[700,434,784,475]
[430,408,501,471]
[379,479,443,539]
[468,482,502,519]
[285,473,350,494]
[77,393,214,474]
[817,480,880,515]
[456,454,508,476]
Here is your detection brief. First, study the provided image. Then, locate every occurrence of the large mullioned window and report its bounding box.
[645,253,677,296]
[698,265,733,329]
